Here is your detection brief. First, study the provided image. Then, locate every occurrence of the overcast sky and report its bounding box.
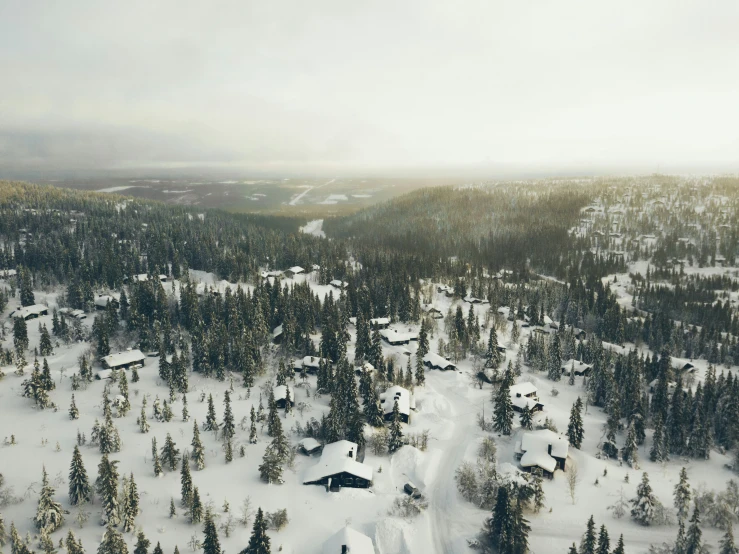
[0,0,737,177]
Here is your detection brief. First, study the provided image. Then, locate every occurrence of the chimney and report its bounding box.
[348,449,353,458]
[548,444,552,456]
[342,546,348,554]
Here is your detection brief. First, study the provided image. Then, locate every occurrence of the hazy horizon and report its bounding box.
[1,0,738,177]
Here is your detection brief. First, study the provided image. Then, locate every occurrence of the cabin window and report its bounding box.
[343,477,354,486]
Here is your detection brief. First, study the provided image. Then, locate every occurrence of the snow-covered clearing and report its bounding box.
[300,219,326,238]
[288,179,335,206]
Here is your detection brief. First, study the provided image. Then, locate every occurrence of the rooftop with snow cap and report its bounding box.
[380,385,413,417]
[12,304,49,319]
[303,440,373,485]
[517,429,569,474]
[423,352,457,370]
[101,349,146,370]
[322,525,375,554]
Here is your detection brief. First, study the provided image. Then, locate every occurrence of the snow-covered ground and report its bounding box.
[300,219,326,238]
[0,271,736,553]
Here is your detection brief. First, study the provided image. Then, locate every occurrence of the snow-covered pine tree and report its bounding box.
[493,377,513,435]
[363,385,384,428]
[139,404,150,433]
[485,327,501,369]
[674,467,691,521]
[685,505,704,554]
[98,523,128,554]
[202,510,222,554]
[596,524,610,554]
[612,535,626,554]
[204,394,219,433]
[10,522,33,554]
[630,472,657,526]
[69,394,80,420]
[122,472,139,532]
[719,525,739,554]
[222,391,235,443]
[566,397,584,448]
[0,511,5,547]
[134,531,150,554]
[96,454,121,526]
[388,399,404,453]
[621,422,639,467]
[258,444,283,484]
[152,437,163,477]
[161,433,180,471]
[68,445,91,505]
[191,421,206,470]
[170,497,177,518]
[249,407,258,444]
[182,394,189,421]
[153,542,163,554]
[65,530,85,554]
[240,507,270,554]
[117,370,131,416]
[579,515,597,554]
[519,405,534,430]
[34,466,65,534]
[190,488,203,524]
[650,415,666,462]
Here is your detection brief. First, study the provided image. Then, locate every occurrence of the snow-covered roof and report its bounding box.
[12,304,48,319]
[0,269,17,278]
[510,382,537,398]
[303,440,373,484]
[380,386,412,416]
[299,438,322,452]
[101,349,146,369]
[379,329,417,344]
[273,385,292,403]
[286,266,304,275]
[95,295,115,307]
[370,317,390,326]
[518,430,569,474]
[329,279,348,288]
[302,355,330,369]
[272,324,283,338]
[423,352,456,370]
[562,359,591,370]
[322,526,375,554]
[463,295,489,304]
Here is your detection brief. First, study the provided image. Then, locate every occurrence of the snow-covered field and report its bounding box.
[0,269,736,553]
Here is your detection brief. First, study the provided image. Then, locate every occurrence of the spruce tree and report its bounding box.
[580,515,597,554]
[685,505,703,554]
[0,512,5,548]
[153,543,163,554]
[630,472,656,526]
[139,404,150,433]
[204,394,219,434]
[567,397,584,448]
[65,530,85,554]
[191,421,206,470]
[612,535,625,554]
[249,407,258,444]
[98,523,128,554]
[68,445,91,506]
[650,415,666,462]
[152,438,163,477]
[134,531,150,554]
[388,399,404,453]
[96,454,121,526]
[720,525,739,554]
[363,385,384,428]
[170,498,177,518]
[674,467,691,522]
[519,405,534,431]
[10,522,34,554]
[258,444,284,484]
[240,507,270,554]
[34,466,65,534]
[596,524,610,554]
[675,519,687,554]
[493,378,513,435]
[222,391,235,443]
[161,433,180,471]
[202,510,222,554]
[69,394,80,420]
[190,487,203,524]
